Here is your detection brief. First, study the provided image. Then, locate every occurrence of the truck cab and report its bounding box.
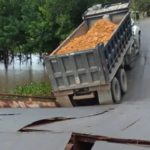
[132,19,141,54]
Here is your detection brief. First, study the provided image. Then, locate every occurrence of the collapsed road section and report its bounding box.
[65,133,150,150]
[0,102,150,149]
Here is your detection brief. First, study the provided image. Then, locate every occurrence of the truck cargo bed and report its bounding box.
[45,13,132,92]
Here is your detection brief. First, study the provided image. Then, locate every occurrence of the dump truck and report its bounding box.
[44,1,141,107]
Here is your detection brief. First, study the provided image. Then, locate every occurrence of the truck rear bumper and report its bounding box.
[54,84,113,106]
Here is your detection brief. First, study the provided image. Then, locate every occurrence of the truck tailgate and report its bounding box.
[45,46,106,91]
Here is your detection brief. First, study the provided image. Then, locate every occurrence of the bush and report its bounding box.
[13,82,52,96]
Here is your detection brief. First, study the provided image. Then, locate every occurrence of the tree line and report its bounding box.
[132,0,150,13]
[0,0,149,56]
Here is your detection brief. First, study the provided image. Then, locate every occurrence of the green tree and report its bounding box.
[0,0,114,55]
[0,0,22,53]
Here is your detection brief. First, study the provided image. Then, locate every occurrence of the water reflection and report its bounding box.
[0,54,49,93]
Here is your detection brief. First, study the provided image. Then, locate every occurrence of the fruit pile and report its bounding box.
[56,19,117,55]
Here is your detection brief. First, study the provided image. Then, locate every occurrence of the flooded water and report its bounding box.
[0,54,49,93]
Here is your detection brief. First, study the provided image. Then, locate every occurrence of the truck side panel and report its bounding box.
[101,13,132,82]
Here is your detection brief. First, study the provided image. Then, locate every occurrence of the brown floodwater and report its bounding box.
[0,54,49,93]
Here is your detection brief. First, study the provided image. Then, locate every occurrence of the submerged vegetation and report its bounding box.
[13,82,52,96]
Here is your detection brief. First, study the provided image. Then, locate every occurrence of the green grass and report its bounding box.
[13,82,52,96]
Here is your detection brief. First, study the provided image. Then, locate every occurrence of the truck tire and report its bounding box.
[111,77,121,104]
[117,69,127,94]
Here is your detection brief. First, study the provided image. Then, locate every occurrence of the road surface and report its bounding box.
[123,18,150,103]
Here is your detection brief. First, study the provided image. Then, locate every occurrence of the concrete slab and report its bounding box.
[24,103,150,141]
[0,132,71,150]
[0,106,114,132]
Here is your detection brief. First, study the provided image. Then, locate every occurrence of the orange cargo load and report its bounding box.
[56,19,117,55]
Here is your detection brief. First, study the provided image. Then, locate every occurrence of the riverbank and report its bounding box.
[0,93,56,108]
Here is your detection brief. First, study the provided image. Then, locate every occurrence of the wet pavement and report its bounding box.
[0,103,150,149]
[0,18,150,149]
[123,18,150,103]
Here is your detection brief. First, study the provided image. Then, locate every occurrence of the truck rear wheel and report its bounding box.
[117,69,127,94]
[111,77,121,104]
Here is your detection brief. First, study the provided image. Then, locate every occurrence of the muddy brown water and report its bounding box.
[0,54,49,93]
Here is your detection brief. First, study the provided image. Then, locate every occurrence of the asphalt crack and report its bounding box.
[121,118,140,131]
